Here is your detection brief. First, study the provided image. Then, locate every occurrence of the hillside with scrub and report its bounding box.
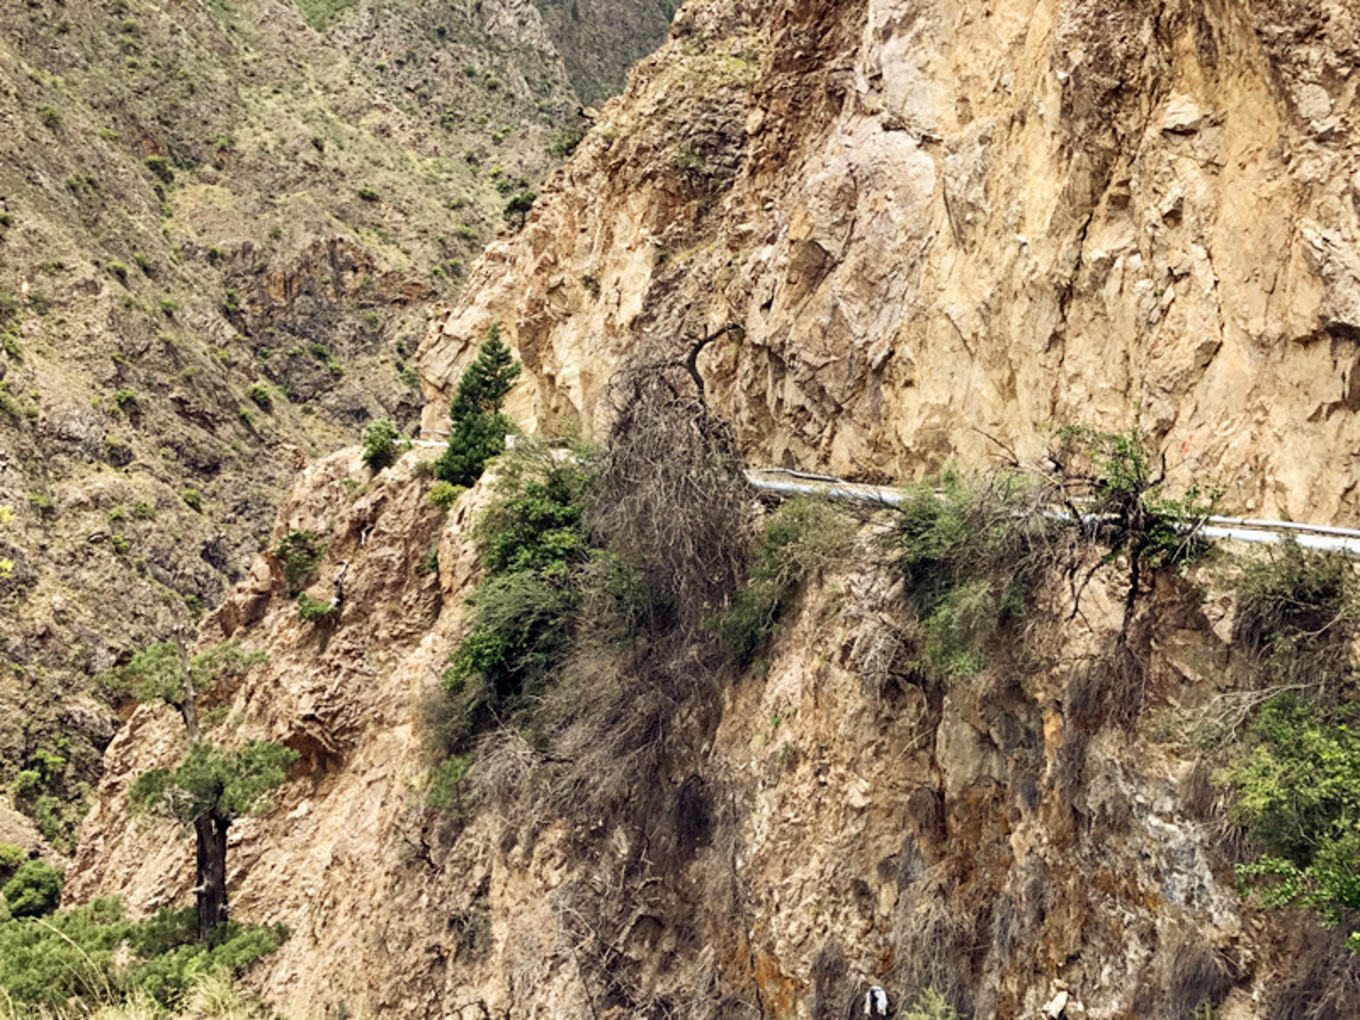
[0,0,669,870]
[11,0,1360,1017]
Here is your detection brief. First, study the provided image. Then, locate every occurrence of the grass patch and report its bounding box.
[713,498,854,665]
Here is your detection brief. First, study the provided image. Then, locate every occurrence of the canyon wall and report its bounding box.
[68,445,1351,1020]
[422,0,1360,525]
[66,0,1360,1018]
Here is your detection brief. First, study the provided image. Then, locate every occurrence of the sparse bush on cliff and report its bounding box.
[713,497,854,665]
[296,592,339,622]
[360,416,401,472]
[1050,425,1219,628]
[1233,538,1358,692]
[428,480,465,509]
[435,325,521,488]
[589,366,754,635]
[273,529,328,596]
[893,470,1068,679]
[548,125,585,159]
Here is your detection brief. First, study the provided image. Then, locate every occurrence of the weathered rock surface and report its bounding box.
[69,450,1343,1019]
[422,0,1360,526]
[68,0,1360,1018]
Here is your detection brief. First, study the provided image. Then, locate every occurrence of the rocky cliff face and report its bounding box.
[66,0,1360,1017]
[422,0,1360,525]
[68,447,1350,1019]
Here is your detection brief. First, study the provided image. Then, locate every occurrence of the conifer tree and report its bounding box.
[435,324,521,486]
[108,641,296,941]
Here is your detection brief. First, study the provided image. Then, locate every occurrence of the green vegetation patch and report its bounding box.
[1225,694,1360,951]
[713,498,853,665]
[291,0,359,32]
[0,898,285,1012]
[893,471,1062,680]
[273,530,328,596]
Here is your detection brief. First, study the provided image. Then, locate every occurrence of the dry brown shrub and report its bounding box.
[588,365,756,638]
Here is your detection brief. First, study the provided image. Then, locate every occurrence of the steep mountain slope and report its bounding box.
[422,0,1360,524]
[0,0,668,851]
[68,442,1355,1020]
[62,0,1360,1018]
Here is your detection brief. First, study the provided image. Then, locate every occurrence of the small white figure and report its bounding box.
[864,986,888,1017]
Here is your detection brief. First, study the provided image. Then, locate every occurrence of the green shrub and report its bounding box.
[10,769,41,800]
[444,571,577,698]
[2,860,62,917]
[114,389,138,410]
[181,488,203,512]
[428,480,466,509]
[361,417,401,472]
[435,325,520,487]
[442,446,598,700]
[37,105,61,129]
[357,186,380,202]
[144,156,174,183]
[243,383,271,411]
[548,125,585,159]
[1224,694,1360,950]
[0,843,23,877]
[714,498,854,664]
[107,260,129,283]
[273,530,327,595]
[894,472,1061,679]
[220,288,241,317]
[296,592,339,622]
[477,464,588,575]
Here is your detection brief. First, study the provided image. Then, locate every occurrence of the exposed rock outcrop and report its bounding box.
[422,0,1360,525]
[68,448,1348,1019]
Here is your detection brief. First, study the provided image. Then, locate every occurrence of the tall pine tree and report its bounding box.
[436,324,521,486]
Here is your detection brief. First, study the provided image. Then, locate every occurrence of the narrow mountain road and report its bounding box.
[745,468,1360,557]
[412,432,1360,556]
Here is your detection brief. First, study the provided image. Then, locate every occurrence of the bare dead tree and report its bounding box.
[589,351,757,639]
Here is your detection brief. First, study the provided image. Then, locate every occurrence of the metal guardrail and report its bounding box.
[402,445,1360,557]
[745,469,1360,558]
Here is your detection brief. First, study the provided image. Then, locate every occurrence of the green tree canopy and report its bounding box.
[1227,695,1360,950]
[129,740,299,830]
[2,860,62,918]
[436,325,521,487]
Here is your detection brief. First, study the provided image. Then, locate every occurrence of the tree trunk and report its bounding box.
[195,811,230,940]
